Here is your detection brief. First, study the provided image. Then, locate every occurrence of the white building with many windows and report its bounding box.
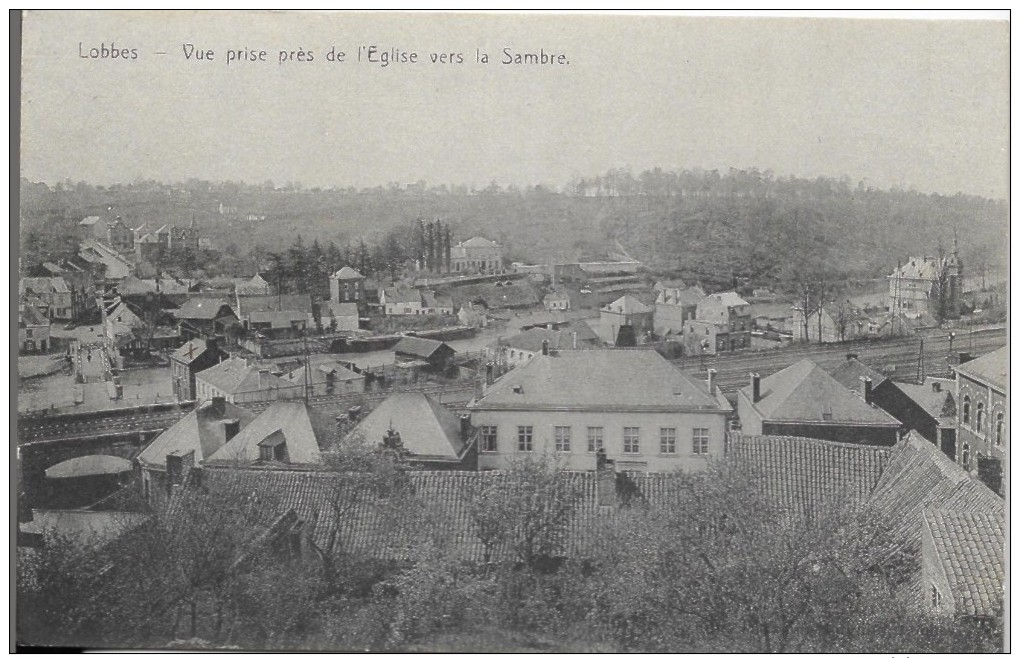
[468,350,731,472]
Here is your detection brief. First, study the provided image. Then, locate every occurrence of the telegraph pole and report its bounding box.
[916,336,925,384]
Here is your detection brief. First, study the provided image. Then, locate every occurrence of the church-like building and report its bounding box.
[887,240,963,321]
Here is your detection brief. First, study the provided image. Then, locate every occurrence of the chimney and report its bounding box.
[595,448,617,507]
[347,405,362,421]
[485,362,494,387]
[460,414,472,444]
[383,428,403,451]
[751,373,761,403]
[931,381,942,393]
[860,376,873,405]
[206,336,219,352]
[572,331,578,349]
[707,368,717,394]
[210,396,225,416]
[222,418,240,443]
[542,339,549,356]
[846,353,858,361]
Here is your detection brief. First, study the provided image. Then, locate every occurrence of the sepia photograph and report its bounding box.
[14,9,1009,652]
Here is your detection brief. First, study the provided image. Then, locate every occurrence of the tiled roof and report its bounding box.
[729,434,891,519]
[281,361,363,385]
[326,301,359,317]
[331,266,364,280]
[20,277,70,295]
[890,256,944,281]
[18,303,49,328]
[138,398,257,468]
[472,351,723,412]
[383,288,422,305]
[171,338,217,365]
[205,401,331,466]
[235,274,271,295]
[394,336,452,359]
[741,359,901,426]
[657,286,705,306]
[826,357,889,390]
[868,432,1003,554]
[501,327,568,353]
[955,346,1008,391]
[924,508,1005,617]
[601,295,651,315]
[176,297,235,320]
[702,291,750,308]
[237,294,313,316]
[248,310,307,329]
[195,358,286,396]
[351,392,468,461]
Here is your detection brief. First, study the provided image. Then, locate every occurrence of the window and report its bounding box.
[961,442,970,469]
[692,428,710,455]
[587,426,604,453]
[623,427,640,454]
[660,427,677,454]
[26,328,32,338]
[259,445,275,461]
[554,426,571,452]
[976,402,985,434]
[995,413,1004,447]
[481,426,498,452]
[930,584,943,609]
[962,395,971,425]
[517,426,533,452]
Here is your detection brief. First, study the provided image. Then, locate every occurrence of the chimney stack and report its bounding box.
[541,339,549,356]
[595,448,617,507]
[931,381,942,393]
[222,418,240,443]
[707,368,717,394]
[347,405,362,422]
[210,396,225,416]
[846,353,858,361]
[460,414,472,444]
[485,362,494,387]
[860,376,873,405]
[751,373,761,403]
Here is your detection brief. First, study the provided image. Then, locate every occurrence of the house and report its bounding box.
[235,273,271,297]
[380,287,423,315]
[280,360,365,397]
[174,297,239,340]
[78,215,108,243]
[888,244,963,320]
[168,221,201,252]
[598,295,654,346]
[498,328,568,366]
[350,392,477,470]
[791,301,877,343]
[132,223,170,261]
[867,433,1003,620]
[203,401,333,469]
[543,290,571,311]
[828,355,956,457]
[953,346,1008,494]
[137,396,258,504]
[235,293,314,332]
[18,303,50,353]
[104,299,144,342]
[324,301,360,332]
[170,338,228,401]
[468,350,732,473]
[653,284,704,337]
[450,236,503,273]
[737,359,902,446]
[683,291,752,355]
[421,291,455,315]
[78,240,134,281]
[105,218,135,252]
[329,267,365,303]
[393,336,456,369]
[194,357,302,404]
[457,303,488,328]
[20,277,73,321]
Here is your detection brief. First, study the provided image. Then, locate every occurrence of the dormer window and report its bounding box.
[258,430,288,462]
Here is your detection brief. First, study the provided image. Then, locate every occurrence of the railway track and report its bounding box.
[18,410,188,443]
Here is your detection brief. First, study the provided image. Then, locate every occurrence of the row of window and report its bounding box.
[961,395,1005,447]
[480,425,711,455]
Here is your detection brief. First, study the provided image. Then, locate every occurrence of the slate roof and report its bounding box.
[955,346,1008,392]
[729,434,891,519]
[117,276,193,296]
[896,379,956,424]
[195,358,286,396]
[18,303,49,328]
[176,297,235,320]
[657,286,705,306]
[248,310,307,329]
[237,294,313,316]
[601,295,651,315]
[205,401,332,466]
[383,287,423,305]
[138,398,257,469]
[281,361,363,386]
[501,327,570,353]
[20,277,70,295]
[741,359,901,426]
[326,301,359,317]
[826,357,889,390]
[421,291,454,309]
[351,392,469,462]
[890,256,945,281]
[868,432,1003,554]
[44,455,133,479]
[171,338,218,365]
[331,266,364,280]
[472,351,726,412]
[235,274,271,295]
[459,236,500,248]
[702,291,750,308]
[924,508,1005,617]
[394,336,453,359]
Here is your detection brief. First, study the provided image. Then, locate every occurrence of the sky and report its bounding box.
[19,11,1010,198]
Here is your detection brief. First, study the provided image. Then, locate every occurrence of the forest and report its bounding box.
[20,167,1007,293]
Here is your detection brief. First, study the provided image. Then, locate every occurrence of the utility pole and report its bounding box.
[302,330,312,402]
[916,336,924,384]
